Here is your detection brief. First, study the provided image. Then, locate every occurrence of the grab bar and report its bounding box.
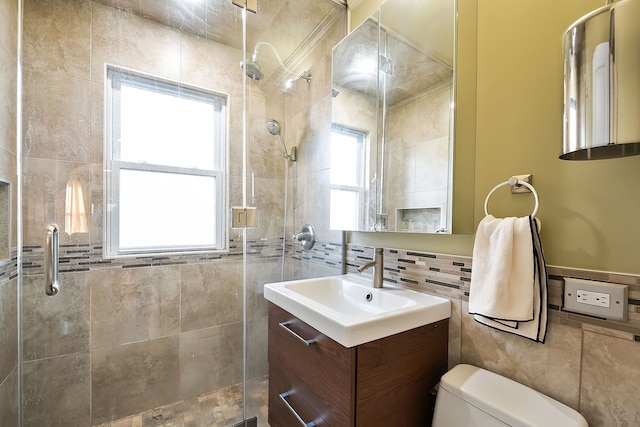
[44,224,60,296]
[279,392,318,427]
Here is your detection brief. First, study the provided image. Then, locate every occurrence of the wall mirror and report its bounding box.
[331,0,465,234]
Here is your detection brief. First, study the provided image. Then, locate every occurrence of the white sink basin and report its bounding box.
[264,274,451,347]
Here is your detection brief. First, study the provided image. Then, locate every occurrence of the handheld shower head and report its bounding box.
[266,120,295,161]
[266,119,281,136]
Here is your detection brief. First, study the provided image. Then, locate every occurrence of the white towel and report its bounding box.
[470,215,548,343]
[469,215,535,321]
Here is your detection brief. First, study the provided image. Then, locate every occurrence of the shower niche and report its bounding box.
[330,0,456,234]
[396,206,443,233]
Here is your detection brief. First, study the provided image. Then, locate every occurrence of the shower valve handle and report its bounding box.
[292,224,315,251]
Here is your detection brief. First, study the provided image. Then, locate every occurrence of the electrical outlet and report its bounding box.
[577,289,610,307]
[563,277,628,321]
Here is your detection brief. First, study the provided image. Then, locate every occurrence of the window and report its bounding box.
[105,66,227,256]
[330,124,365,230]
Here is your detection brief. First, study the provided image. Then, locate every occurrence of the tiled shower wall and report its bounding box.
[385,82,452,232]
[18,0,344,425]
[0,255,18,426]
[347,245,640,426]
[0,0,19,424]
[20,0,265,423]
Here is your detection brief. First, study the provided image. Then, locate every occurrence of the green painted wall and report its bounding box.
[349,0,640,275]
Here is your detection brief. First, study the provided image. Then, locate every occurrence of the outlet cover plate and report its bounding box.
[563,277,628,320]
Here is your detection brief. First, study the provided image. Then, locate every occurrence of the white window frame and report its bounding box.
[330,123,366,230]
[104,65,228,257]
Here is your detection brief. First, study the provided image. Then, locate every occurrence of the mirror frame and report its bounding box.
[450,0,477,235]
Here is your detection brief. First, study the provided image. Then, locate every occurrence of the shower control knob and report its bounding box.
[292,224,315,250]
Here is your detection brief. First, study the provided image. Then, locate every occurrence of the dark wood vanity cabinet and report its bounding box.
[268,302,449,427]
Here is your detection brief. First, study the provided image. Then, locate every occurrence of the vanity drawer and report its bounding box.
[268,303,355,427]
[269,355,351,427]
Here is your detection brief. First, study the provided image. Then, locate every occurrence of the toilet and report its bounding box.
[432,364,588,427]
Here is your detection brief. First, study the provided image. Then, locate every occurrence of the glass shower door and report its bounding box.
[14,0,346,426]
[18,1,252,425]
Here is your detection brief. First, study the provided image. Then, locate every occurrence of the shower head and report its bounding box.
[248,41,312,83]
[266,119,281,136]
[266,119,295,161]
[240,60,264,80]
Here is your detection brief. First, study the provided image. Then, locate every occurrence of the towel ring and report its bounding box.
[484,177,539,217]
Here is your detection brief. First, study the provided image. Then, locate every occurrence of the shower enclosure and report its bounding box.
[0,0,346,425]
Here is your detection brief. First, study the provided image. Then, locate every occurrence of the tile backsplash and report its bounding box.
[347,244,640,426]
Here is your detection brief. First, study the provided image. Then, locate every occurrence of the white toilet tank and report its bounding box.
[432,364,588,427]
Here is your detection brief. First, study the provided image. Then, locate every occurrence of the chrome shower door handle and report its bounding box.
[44,224,60,296]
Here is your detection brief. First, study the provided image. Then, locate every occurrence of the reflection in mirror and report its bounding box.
[331,0,455,233]
[0,179,10,261]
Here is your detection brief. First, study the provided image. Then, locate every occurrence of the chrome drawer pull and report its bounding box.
[279,321,316,346]
[279,391,318,427]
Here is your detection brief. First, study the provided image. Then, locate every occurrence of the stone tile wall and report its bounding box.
[19,2,266,422]
[19,246,276,426]
[18,237,343,426]
[0,255,18,427]
[17,0,345,425]
[346,245,640,426]
[0,0,18,424]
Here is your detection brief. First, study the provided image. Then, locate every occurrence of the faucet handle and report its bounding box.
[357,248,384,288]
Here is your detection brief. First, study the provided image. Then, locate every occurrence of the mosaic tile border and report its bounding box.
[20,237,288,276]
[0,248,18,286]
[293,240,344,270]
[18,236,344,277]
[346,244,640,343]
[15,236,640,342]
[345,245,472,300]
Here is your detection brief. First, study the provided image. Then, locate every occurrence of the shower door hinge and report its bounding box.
[232,416,257,427]
[375,214,388,231]
[379,54,394,75]
[231,207,258,228]
[231,0,257,13]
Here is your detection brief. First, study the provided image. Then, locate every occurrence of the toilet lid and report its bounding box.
[439,364,588,427]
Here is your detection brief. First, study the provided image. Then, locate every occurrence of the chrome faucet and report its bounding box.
[357,247,384,288]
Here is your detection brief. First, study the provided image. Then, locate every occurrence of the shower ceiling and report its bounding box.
[333,17,453,107]
[94,0,342,68]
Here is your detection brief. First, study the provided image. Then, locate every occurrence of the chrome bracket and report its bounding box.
[511,174,533,194]
[375,214,388,230]
[379,54,394,75]
[231,207,258,228]
[231,0,257,13]
[232,417,257,427]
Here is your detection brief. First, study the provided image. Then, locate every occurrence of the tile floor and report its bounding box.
[93,378,268,427]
